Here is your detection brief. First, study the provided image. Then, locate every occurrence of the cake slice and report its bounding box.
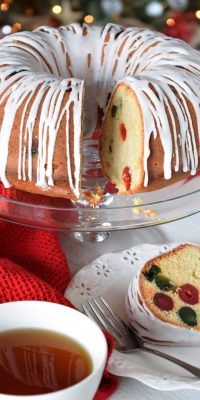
[126,244,200,346]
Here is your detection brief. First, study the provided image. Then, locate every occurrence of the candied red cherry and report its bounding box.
[122,167,131,191]
[120,123,127,141]
[178,284,199,305]
[153,293,174,311]
[105,181,118,194]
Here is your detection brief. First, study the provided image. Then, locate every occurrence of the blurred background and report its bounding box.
[1,0,200,48]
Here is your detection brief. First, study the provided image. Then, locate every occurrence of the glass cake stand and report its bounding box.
[0,137,200,242]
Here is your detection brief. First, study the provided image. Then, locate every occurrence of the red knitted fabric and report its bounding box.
[0,185,118,399]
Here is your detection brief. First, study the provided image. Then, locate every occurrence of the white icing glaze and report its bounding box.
[126,269,200,346]
[0,23,200,194]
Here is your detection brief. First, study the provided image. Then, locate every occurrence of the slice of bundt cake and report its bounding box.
[140,244,200,328]
[126,244,200,346]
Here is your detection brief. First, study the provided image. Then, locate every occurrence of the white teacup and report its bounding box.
[0,301,108,400]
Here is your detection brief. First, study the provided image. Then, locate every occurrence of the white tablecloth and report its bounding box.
[60,212,200,400]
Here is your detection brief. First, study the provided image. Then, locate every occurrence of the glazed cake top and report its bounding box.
[0,23,200,194]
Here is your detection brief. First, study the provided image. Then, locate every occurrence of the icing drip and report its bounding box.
[0,28,83,195]
[0,23,200,194]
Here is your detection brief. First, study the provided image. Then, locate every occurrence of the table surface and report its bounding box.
[60,212,200,400]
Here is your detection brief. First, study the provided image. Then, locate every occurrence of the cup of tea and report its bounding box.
[0,301,108,400]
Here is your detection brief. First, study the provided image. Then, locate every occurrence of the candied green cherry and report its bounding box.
[143,264,161,282]
[178,307,197,327]
[111,105,118,117]
[111,98,123,118]
[155,274,176,292]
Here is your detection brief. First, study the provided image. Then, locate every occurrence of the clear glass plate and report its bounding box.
[0,136,199,239]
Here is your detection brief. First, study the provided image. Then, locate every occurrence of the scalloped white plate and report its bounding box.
[65,242,200,391]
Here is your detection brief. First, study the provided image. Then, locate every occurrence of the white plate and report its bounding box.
[65,242,200,391]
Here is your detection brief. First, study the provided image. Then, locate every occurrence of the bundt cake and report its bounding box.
[0,23,200,199]
[126,244,200,346]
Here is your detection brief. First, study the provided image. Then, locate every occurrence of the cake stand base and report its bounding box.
[69,231,110,243]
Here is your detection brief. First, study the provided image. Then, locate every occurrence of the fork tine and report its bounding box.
[84,300,123,339]
[98,297,131,335]
[92,298,125,338]
[82,303,106,332]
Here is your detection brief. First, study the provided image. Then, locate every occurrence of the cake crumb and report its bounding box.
[133,207,143,215]
[144,208,157,218]
[133,197,143,206]
[84,186,105,208]
[86,215,96,221]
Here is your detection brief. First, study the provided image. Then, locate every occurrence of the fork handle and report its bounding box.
[120,346,200,378]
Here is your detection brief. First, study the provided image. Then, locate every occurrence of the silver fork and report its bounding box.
[82,297,200,378]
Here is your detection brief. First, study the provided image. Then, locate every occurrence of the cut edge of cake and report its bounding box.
[139,244,200,331]
[100,77,199,195]
[100,81,145,194]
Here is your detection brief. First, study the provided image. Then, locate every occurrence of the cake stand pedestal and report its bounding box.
[69,231,110,243]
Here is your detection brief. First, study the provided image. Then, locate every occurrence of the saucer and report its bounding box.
[65,242,200,391]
